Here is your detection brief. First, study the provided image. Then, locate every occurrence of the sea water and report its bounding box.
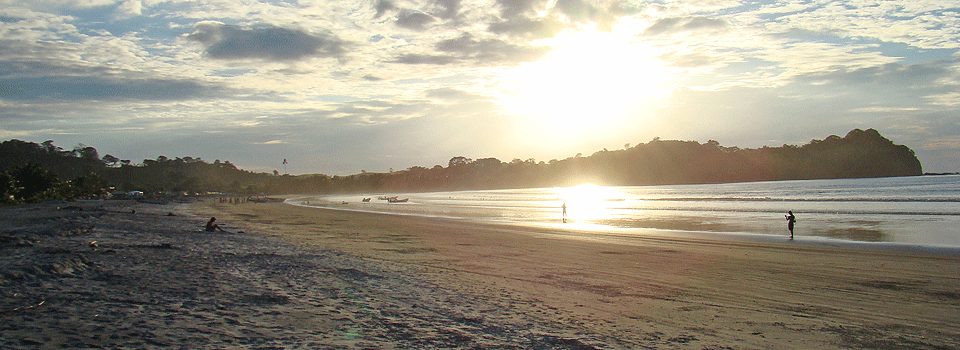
[290,175,960,248]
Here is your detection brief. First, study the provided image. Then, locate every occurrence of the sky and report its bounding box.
[1,0,959,175]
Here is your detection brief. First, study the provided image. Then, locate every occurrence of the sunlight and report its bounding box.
[557,184,626,223]
[496,27,674,140]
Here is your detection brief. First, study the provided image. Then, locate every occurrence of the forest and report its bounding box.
[0,129,923,204]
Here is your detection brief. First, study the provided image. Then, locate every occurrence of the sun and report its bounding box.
[496,27,674,142]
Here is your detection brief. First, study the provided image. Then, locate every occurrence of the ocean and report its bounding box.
[289,175,960,248]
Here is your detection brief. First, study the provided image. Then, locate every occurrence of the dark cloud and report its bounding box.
[396,10,436,31]
[0,76,222,101]
[432,0,462,20]
[643,16,728,36]
[490,0,622,37]
[185,23,348,62]
[426,87,474,100]
[374,0,396,18]
[392,54,457,65]
[496,0,545,19]
[0,58,231,102]
[796,61,956,87]
[435,32,551,63]
[0,16,24,23]
[390,32,550,66]
[488,17,565,39]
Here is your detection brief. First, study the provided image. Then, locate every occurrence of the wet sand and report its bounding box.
[2,199,959,349]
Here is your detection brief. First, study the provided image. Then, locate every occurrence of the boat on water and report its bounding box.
[362,198,371,202]
[387,197,409,203]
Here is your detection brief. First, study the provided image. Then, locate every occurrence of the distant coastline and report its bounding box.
[1,129,926,202]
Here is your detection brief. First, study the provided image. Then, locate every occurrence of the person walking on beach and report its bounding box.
[206,217,225,232]
[785,211,796,240]
[561,202,567,223]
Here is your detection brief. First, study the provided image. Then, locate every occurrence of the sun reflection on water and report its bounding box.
[556,184,626,224]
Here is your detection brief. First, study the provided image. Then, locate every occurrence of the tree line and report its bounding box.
[0,129,922,204]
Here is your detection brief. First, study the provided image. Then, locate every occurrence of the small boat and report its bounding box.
[362,198,371,202]
[387,197,409,203]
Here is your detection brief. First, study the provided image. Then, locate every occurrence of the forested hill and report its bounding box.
[378,128,922,191]
[0,128,922,202]
[554,128,923,186]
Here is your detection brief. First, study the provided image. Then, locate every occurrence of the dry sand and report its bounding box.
[2,199,959,349]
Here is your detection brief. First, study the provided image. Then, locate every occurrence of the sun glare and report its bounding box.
[557,184,626,223]
[497,28,674,141]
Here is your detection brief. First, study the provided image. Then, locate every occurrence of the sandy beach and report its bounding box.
[2,199,959,349]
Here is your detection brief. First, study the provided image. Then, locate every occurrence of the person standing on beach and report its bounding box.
[785,211,796,240]
[561,202,567,223]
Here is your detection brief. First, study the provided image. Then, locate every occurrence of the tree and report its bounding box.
[12,164,59,202]
[0,171,18,204]
[102,154,120,167]
[74,145,99,162]
[41,140,61,154]
[448,156,471,168]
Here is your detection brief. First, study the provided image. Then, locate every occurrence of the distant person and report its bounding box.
[562,202,567,223]
[785,211,796,239]
[206,217,225,232]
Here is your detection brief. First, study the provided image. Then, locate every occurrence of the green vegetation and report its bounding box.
[0,129,923,203]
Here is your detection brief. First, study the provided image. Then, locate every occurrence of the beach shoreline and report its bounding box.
[289,196,960,257]
[3,198,959,349]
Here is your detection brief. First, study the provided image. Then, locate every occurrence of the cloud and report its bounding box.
[643,16,728,36]
[552,0,616,29]
[489,0,623,38]
[395,10,436,31]
[0,15,24,23]
[117,0,142,17]
[388,32,550,66]
[431,0,461,20]
[795,61,956,88]
[391,54,457,65]
[0,75,222,101]
[374,0,396,18]
[184,22,349,62]
[435,32,551,63]
[487,17,565,39]
[496,0,546,19]
[425,87,475,101]
[658,51,724,68]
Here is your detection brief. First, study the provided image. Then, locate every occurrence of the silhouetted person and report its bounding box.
[785,211,796,240]
[206,217,225,232]
[561,202,567,223]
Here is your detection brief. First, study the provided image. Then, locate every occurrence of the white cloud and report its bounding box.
[118,0,143,16]
[2,0,960,173]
